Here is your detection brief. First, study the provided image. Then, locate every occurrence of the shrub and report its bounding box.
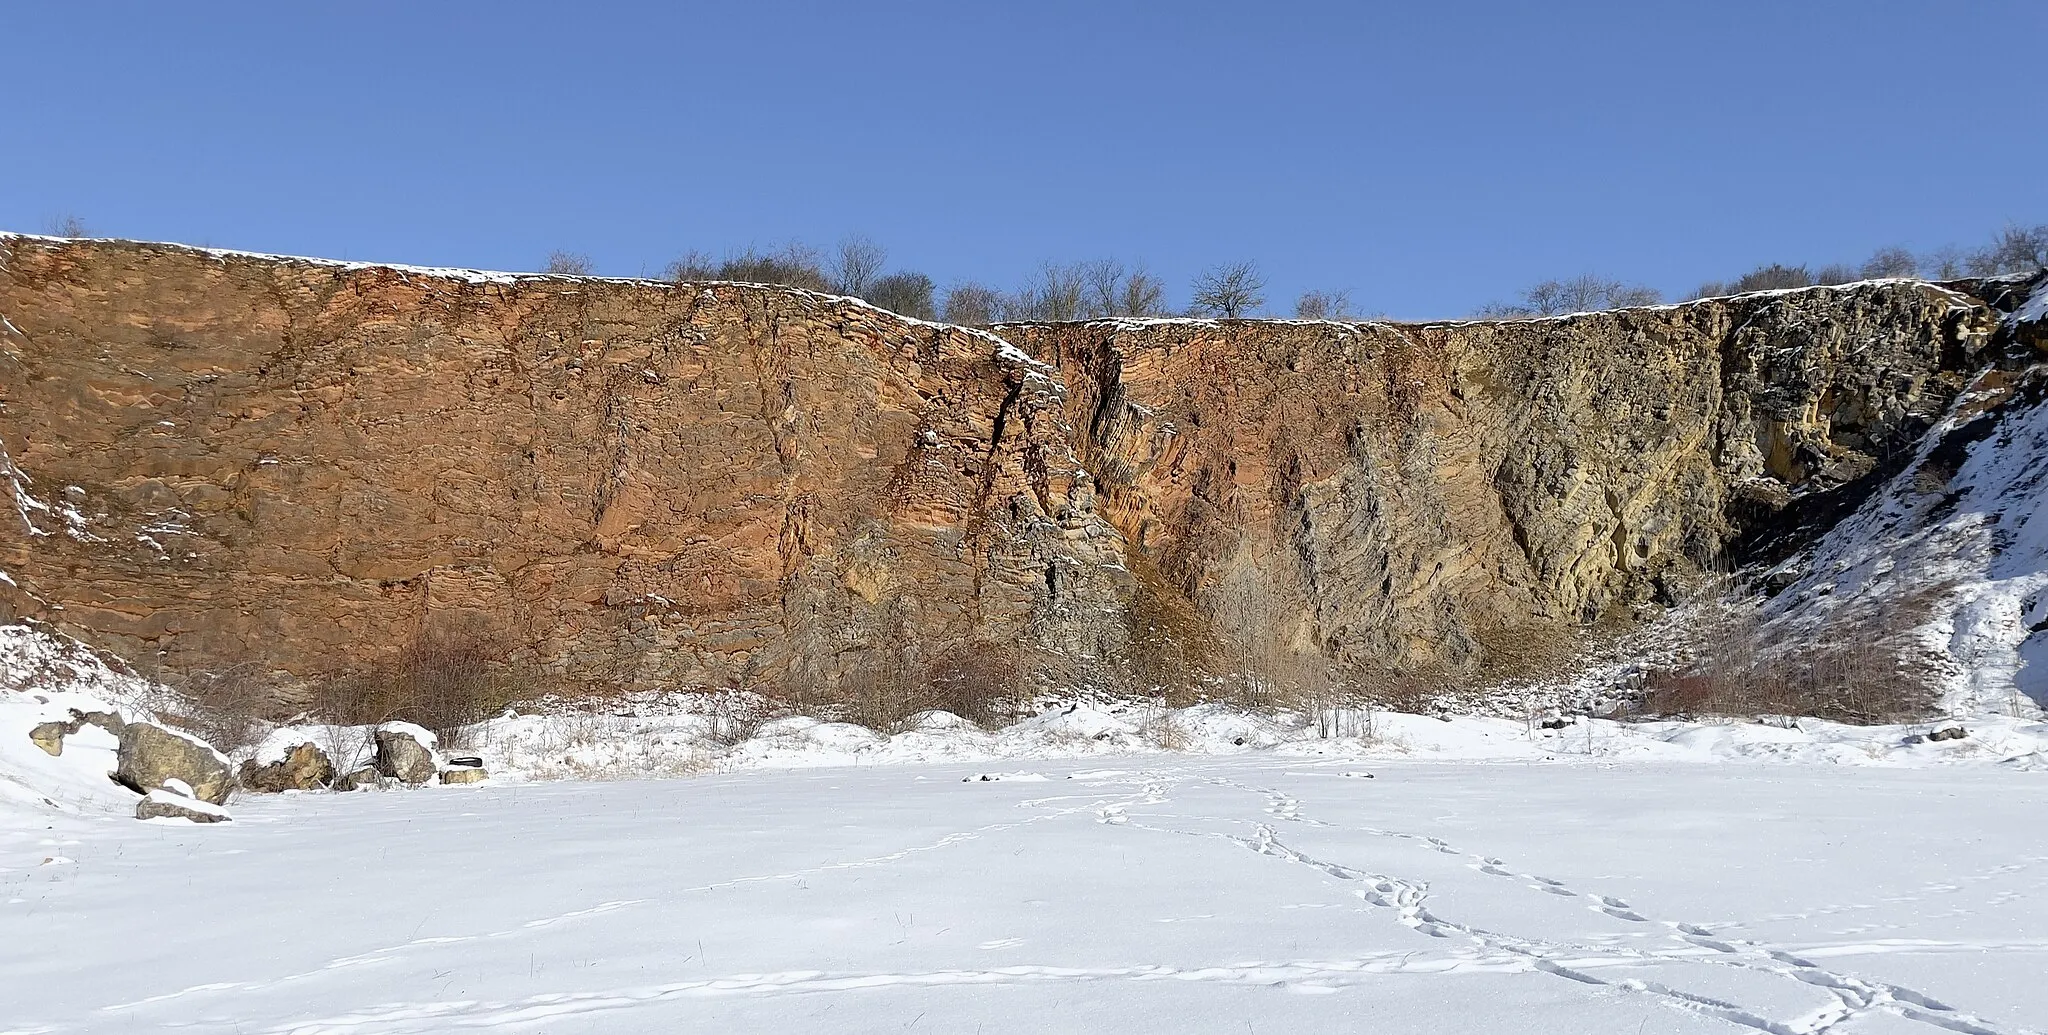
[835,641,1026,733]
[157,662,279,755]
[309,629,519,744]
[541,251,594,276]
[1480,275,1661,317]
[1634,589,1947,724]
[864,271,937,320]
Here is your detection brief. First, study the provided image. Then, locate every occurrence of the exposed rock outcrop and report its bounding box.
[0,236,2034,703]
[439,762,487,785]
[28,720,68,755]
[0,236,1120,701]
[997,285,2006,678]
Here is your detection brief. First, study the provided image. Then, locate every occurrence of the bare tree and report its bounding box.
[865,271,936,320]
[1860,246,1920,279]
[1115,267,1168,317]
[1814,263,1858,285]
[1731,263,1815,293]
[1967,223,2048,275]
[1483,274,1660,316]
[1189,261,1266,318]
[663,249,718,281]
[1079,259,1168,318]
[45,214,89,238]
[1922,246,1969,279]
[942,282,1006,326]
[1010,262,1087,321]
[542,251,594,276]
[830,234,888,296]
[1294,289,1355,319]
[715,243,831,291]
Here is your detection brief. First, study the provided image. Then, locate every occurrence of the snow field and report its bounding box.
[6,760,2046,1034]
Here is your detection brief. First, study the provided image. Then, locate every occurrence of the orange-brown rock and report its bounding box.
[0,236,1129,698]
[998,284,2001,676]
[0,235,2020,700]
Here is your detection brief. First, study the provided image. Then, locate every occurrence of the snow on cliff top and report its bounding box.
[0,232,1043,371]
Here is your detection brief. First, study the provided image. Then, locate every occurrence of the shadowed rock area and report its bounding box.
[0,235,2031,706]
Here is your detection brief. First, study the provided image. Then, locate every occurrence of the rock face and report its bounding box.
[0,236,2034,702]
[238,741,334,792]
[0,236,1119,702]
[998,285,2007,678]
[114,721,234,804]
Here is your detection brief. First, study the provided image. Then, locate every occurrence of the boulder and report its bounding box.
[336,766,384,791]
[238,741,335,792]
[115,722,234,804]
[373,723,438,785]
[136,787,230,823]
[29,721,70,756]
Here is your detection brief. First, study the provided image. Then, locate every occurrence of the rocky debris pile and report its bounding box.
[233,722,488,792]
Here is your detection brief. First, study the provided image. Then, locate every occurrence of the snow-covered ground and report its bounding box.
[456,696,2048,780]
[7,758,2047,1035]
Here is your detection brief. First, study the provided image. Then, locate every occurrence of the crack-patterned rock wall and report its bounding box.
[0,237,1129,695]
[999,283,2001,678]
[0,236,2022,697]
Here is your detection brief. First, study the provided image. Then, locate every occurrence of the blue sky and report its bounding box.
[5,1,2042,319]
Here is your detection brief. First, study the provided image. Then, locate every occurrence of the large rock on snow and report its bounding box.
[136,787,231,823]
[373,723,438,785]
[115,721,234,804]
[27,708,129,757]
[29,721,69,756]
[238,741,335,792]
[438,764,487,785]
[336,766,384,791]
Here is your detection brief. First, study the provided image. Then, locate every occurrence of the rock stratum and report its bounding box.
[1,235,2039,704]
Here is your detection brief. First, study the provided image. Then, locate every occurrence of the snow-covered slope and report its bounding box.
[0,624,171,823]
[1760,362,2048,719]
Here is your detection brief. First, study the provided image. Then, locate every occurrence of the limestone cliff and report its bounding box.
[998,285,2009,679]
[0,236,1129,697]
[0,235,2031,702]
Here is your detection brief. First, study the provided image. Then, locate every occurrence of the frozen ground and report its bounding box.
[6,758,2047,1035]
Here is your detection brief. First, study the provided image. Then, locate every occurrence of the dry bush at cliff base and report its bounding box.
[307,631,522,746]
[830,642,1028,733]
[1634,587,1950,725]
[151,662,284,756]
